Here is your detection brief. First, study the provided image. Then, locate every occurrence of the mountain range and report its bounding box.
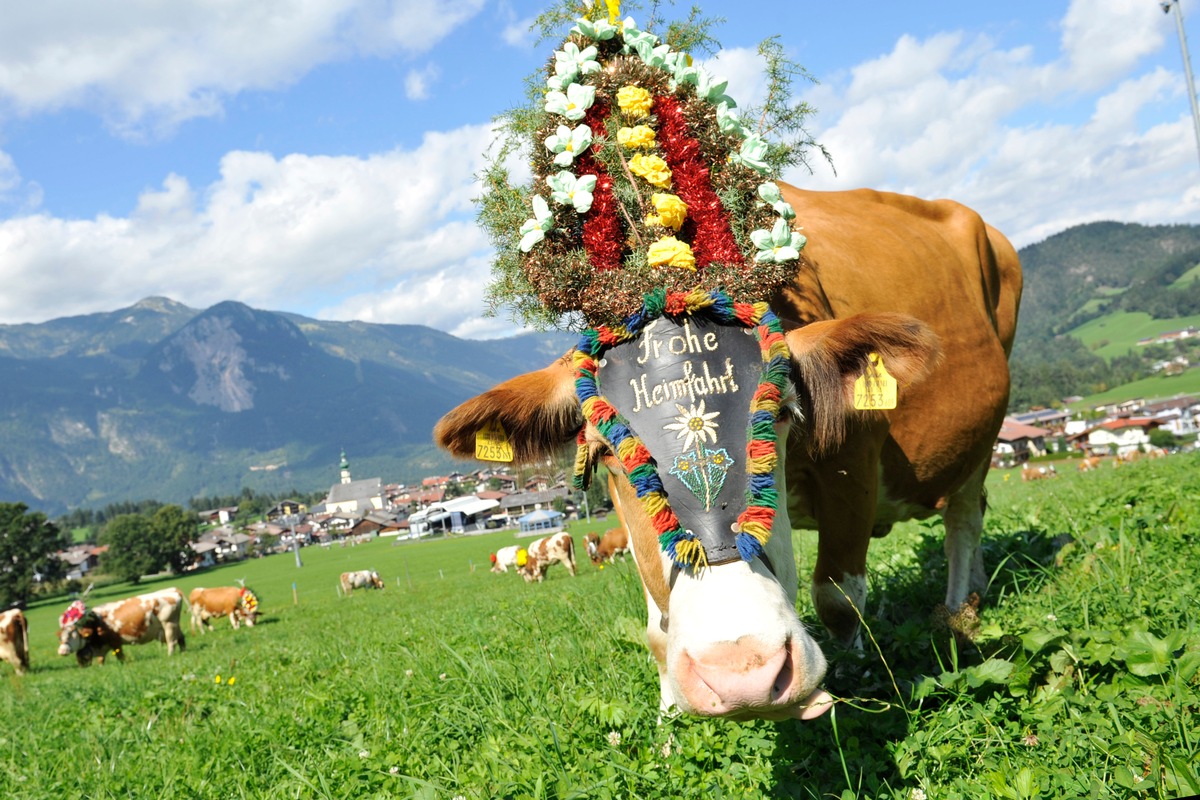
[3,218,1199,516]
[0,298,573,515]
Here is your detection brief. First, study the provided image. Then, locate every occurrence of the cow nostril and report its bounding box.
[773,644,795,696]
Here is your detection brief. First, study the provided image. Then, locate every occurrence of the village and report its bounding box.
[52,392,1200,582]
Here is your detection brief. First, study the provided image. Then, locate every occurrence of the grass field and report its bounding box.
[2,458,1199,799]
[1067,311,1200,360]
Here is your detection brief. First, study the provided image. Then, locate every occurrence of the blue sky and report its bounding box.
[0,0,1198,338]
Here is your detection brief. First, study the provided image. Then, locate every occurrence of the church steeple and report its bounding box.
[339,449,352,485]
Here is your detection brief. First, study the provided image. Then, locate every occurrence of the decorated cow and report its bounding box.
[340,569,384,594]
[188,586,260,633]
[434,12,1020,719]
[0,608,29,675]
[58,588,187,666]
[490,545,521,573]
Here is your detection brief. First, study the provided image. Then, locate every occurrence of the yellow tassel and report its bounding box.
[616,437,639,460]
[674,538,708,568]
[581,396,599,418]
[573,442,589,478]
[739,521,770,542]
[605,0,621,24]
[642,492,669,517]
[746,455,776,474]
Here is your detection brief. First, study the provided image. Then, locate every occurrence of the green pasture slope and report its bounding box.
[3,460,1199,799]
[1069,311,1200,361]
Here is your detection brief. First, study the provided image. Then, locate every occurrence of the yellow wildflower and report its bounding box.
[629,154,672,189]
[616,85,653,118]
[647,236,696,271]
[617,125,656,149]
[646,193,687,230]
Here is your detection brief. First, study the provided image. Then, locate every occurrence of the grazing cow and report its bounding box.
[584,528,630,566]
[58,588,186,666]
[1077,456,1105,472]
[491,545,521,573]
[436,185,1021,718]
[518,532,577,582]
[1021,464,1057,481]
[188,586,260,633]
[0,609,29,675]
[340,569,384,594]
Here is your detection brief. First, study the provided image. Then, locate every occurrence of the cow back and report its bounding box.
[776,186,1021,516]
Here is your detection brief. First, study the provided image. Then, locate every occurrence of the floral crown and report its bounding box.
[514,7,804,326]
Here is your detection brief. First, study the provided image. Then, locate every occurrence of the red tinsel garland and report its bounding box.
[652,95,743,268]
[576,101,624,272]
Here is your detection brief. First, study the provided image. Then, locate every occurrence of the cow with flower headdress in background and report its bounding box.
[188,586,261,633]
[58,588,187,666]
[435,4,1021,719]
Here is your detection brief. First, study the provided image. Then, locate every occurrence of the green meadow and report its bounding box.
[2,457,1199,799]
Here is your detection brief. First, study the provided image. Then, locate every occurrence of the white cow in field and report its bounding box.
[490,545,521,574]
[340,570,384,594]
[518,533,577,583]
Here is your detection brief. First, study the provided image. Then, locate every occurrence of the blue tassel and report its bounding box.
[736,532,765,562]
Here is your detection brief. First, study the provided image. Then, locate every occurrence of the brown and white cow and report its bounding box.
[189,586,260,633]
[517,532,577,582]
[1021,463,1057,481]
[435,185,1021,719]
[58,588,187,666]
[340,569,384,593]
[491,545,521,573]
[0,609,29,675]
[584,528,630,566]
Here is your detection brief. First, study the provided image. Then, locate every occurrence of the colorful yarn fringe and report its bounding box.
[572,287,790,570]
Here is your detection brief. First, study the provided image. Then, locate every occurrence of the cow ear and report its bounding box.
[785,313,939,454]
[434,350,583,464]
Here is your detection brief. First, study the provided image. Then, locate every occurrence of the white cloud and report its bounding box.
[793,0,1200,249]
[404,64,440,100]
[0,0,486,135]
[0,123,500,328]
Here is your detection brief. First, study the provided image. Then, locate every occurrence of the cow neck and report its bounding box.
[572,287,791,572]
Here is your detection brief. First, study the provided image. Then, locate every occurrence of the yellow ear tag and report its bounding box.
[853,352,898,410]
[475,419,515,462]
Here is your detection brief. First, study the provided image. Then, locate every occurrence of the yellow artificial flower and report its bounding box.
[616,85,654,118]
[629,154,672,189]
[617,125,656,149]
[647,236,696,271]
[646,193,687,230]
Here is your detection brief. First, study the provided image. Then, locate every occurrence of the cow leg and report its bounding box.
[642,586,675,715]
[943,463,989,608]
[807,451,879,648]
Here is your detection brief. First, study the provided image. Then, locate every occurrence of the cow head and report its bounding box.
[370,571,385,590]
[435,311,935,719]
[57,601,105,664]
[584,533,602,565]
[239,589,260,626]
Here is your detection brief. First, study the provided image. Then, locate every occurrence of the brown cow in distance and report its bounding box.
[436,184,1021,719]
[0,609,29,675]
[189,586,260,633]
[584,527,629,566]
[58,588,186,666]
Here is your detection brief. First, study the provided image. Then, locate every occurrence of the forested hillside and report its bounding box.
[1008,221,1200,409]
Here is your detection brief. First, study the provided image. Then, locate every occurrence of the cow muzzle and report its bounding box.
[674,635,832,719]
[660,559,828,719]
